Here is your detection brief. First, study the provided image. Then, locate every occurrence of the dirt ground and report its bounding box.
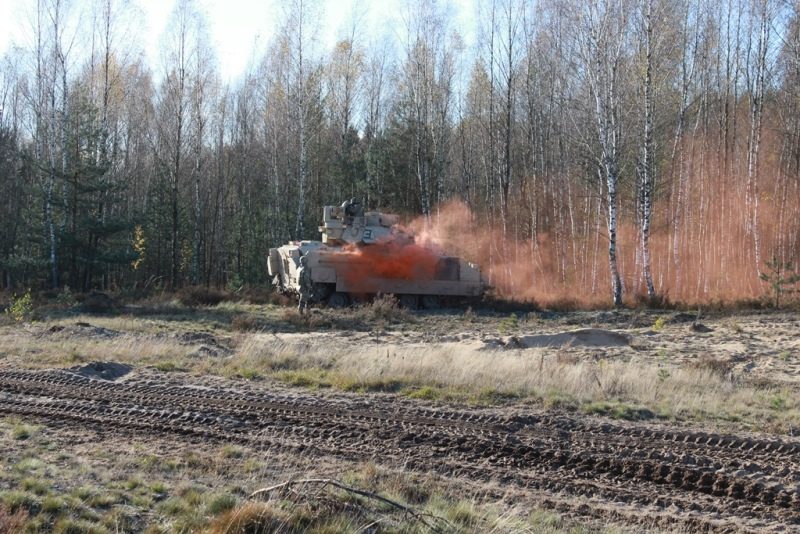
[0,303,798,532]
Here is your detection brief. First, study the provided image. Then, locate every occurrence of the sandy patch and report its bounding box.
[488,328,632,349]
[68,361,133,381]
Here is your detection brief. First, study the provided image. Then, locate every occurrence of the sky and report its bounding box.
[0,0,476,83]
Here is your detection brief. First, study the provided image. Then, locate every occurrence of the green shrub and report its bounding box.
[226,274,244,292]
[760,256,800,307]
[770,392,788,411]
[14,458,45,473]
[406,386,441,400]
[6,290,33,323]
[158,497,188,516]
[154,361,179,372]
[498,313,519,334]
[149,481,168,495]
[236,368,260,380]
[56,286,78,308]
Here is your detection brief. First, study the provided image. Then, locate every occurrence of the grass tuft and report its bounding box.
[220,445,244,459]
[207,502,298,534]
[206,492,238,515]
[231,314,262,332]
[11,423,37,440]
[53,517,109,534]
[41,495,65,514]
[0,490,41,514]
[21,478,50,496]
[154,361,180,372]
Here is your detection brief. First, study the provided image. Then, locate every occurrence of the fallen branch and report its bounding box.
[249,478,450,531]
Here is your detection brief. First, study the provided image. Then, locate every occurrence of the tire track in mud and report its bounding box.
[1,369,798,532]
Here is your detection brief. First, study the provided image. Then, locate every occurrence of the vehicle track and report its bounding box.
[1,369,798,532]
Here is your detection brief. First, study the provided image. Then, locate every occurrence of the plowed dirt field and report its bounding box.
[1,366,798,532]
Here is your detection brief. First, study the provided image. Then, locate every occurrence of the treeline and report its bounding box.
[0,0,799,305]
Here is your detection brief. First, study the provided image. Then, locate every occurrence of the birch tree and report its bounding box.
[574,0,631,306]
[362,39,391,206]
[155,0,205,288]
[637,0,656,298]
[279,0,321,239]
[399,0,457,217]
[36,0,73,288]
[745,0,772,277]
[188,22,216,284]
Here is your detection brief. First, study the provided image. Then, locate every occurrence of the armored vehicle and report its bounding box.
[268,200,485,308]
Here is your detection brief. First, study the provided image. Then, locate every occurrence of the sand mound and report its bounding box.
[505,328,631,349]
[69,361,132,381]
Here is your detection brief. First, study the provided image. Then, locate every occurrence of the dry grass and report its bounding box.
[0,325,191,369]
[207,465,593,534]
[0,506,29,532]
[1,307,797,431]
[208,502,298,533]
[2,304,795,531]
[231,335,798,426]
[231,314,263,332]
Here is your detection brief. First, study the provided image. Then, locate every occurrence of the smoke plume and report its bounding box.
[402,145,800,307]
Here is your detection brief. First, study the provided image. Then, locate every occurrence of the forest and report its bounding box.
[0,0,799,307]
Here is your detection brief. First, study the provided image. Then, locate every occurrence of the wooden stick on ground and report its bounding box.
[249,478,450,531]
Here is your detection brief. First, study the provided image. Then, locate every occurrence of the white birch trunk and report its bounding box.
[640,0,655,299]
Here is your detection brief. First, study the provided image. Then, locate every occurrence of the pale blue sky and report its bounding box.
[0,0,477,82]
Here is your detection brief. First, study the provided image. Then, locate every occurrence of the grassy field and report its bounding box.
[0,416,602,533]
[0,294,798,531]
[1,297,797,433]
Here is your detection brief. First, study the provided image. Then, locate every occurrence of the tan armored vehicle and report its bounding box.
[268,200,485,308]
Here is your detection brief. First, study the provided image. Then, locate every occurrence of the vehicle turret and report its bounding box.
[319,200,406,246]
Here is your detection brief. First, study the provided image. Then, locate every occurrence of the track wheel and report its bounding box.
[398,294,419,309]
[327,292,349,308]
[421,295,441,309]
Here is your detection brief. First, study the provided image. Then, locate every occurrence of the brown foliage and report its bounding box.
[208,502,301,534]
[178,287,227,307]
[231,314,262,332]
[0,506,28,534]
[686,356,734,378]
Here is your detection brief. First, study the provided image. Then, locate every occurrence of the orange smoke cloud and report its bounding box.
[406,202,545,301]
[339,241,441,282]
[319,132,800,308]
[400,133,800,307]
